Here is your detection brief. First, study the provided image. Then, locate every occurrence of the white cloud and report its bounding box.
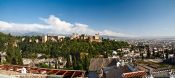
[0,21,51,33]
[0,21,12,30]
[102,30,126,36]
[46,15,73,32]
[0,15,133,37]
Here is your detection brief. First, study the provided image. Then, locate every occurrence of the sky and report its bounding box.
[0,0,175,37]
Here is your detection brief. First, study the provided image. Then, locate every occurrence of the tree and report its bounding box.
[66,54,71,68]
[6,37,23,65]
[73,56,77,69]
[146,45,151,59]
[0,32,8,52]
[152,48,155,58]
[165,49,169,60]
[82,55,89,71]
[141,53,144,60]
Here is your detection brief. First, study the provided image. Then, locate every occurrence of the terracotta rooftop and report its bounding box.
[122,71,146,78]
[0,65,85,78]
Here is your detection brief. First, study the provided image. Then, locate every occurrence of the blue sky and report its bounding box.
[0,0,175,37]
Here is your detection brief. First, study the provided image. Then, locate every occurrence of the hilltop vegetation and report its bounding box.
[0,32,129,71]
[0,32,23,65]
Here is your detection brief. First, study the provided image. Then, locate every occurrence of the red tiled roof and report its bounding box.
[122,71,146,78]
[0,65,85,77]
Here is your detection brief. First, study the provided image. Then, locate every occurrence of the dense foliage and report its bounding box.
[0,32,23,65]
[0,32,129,71]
